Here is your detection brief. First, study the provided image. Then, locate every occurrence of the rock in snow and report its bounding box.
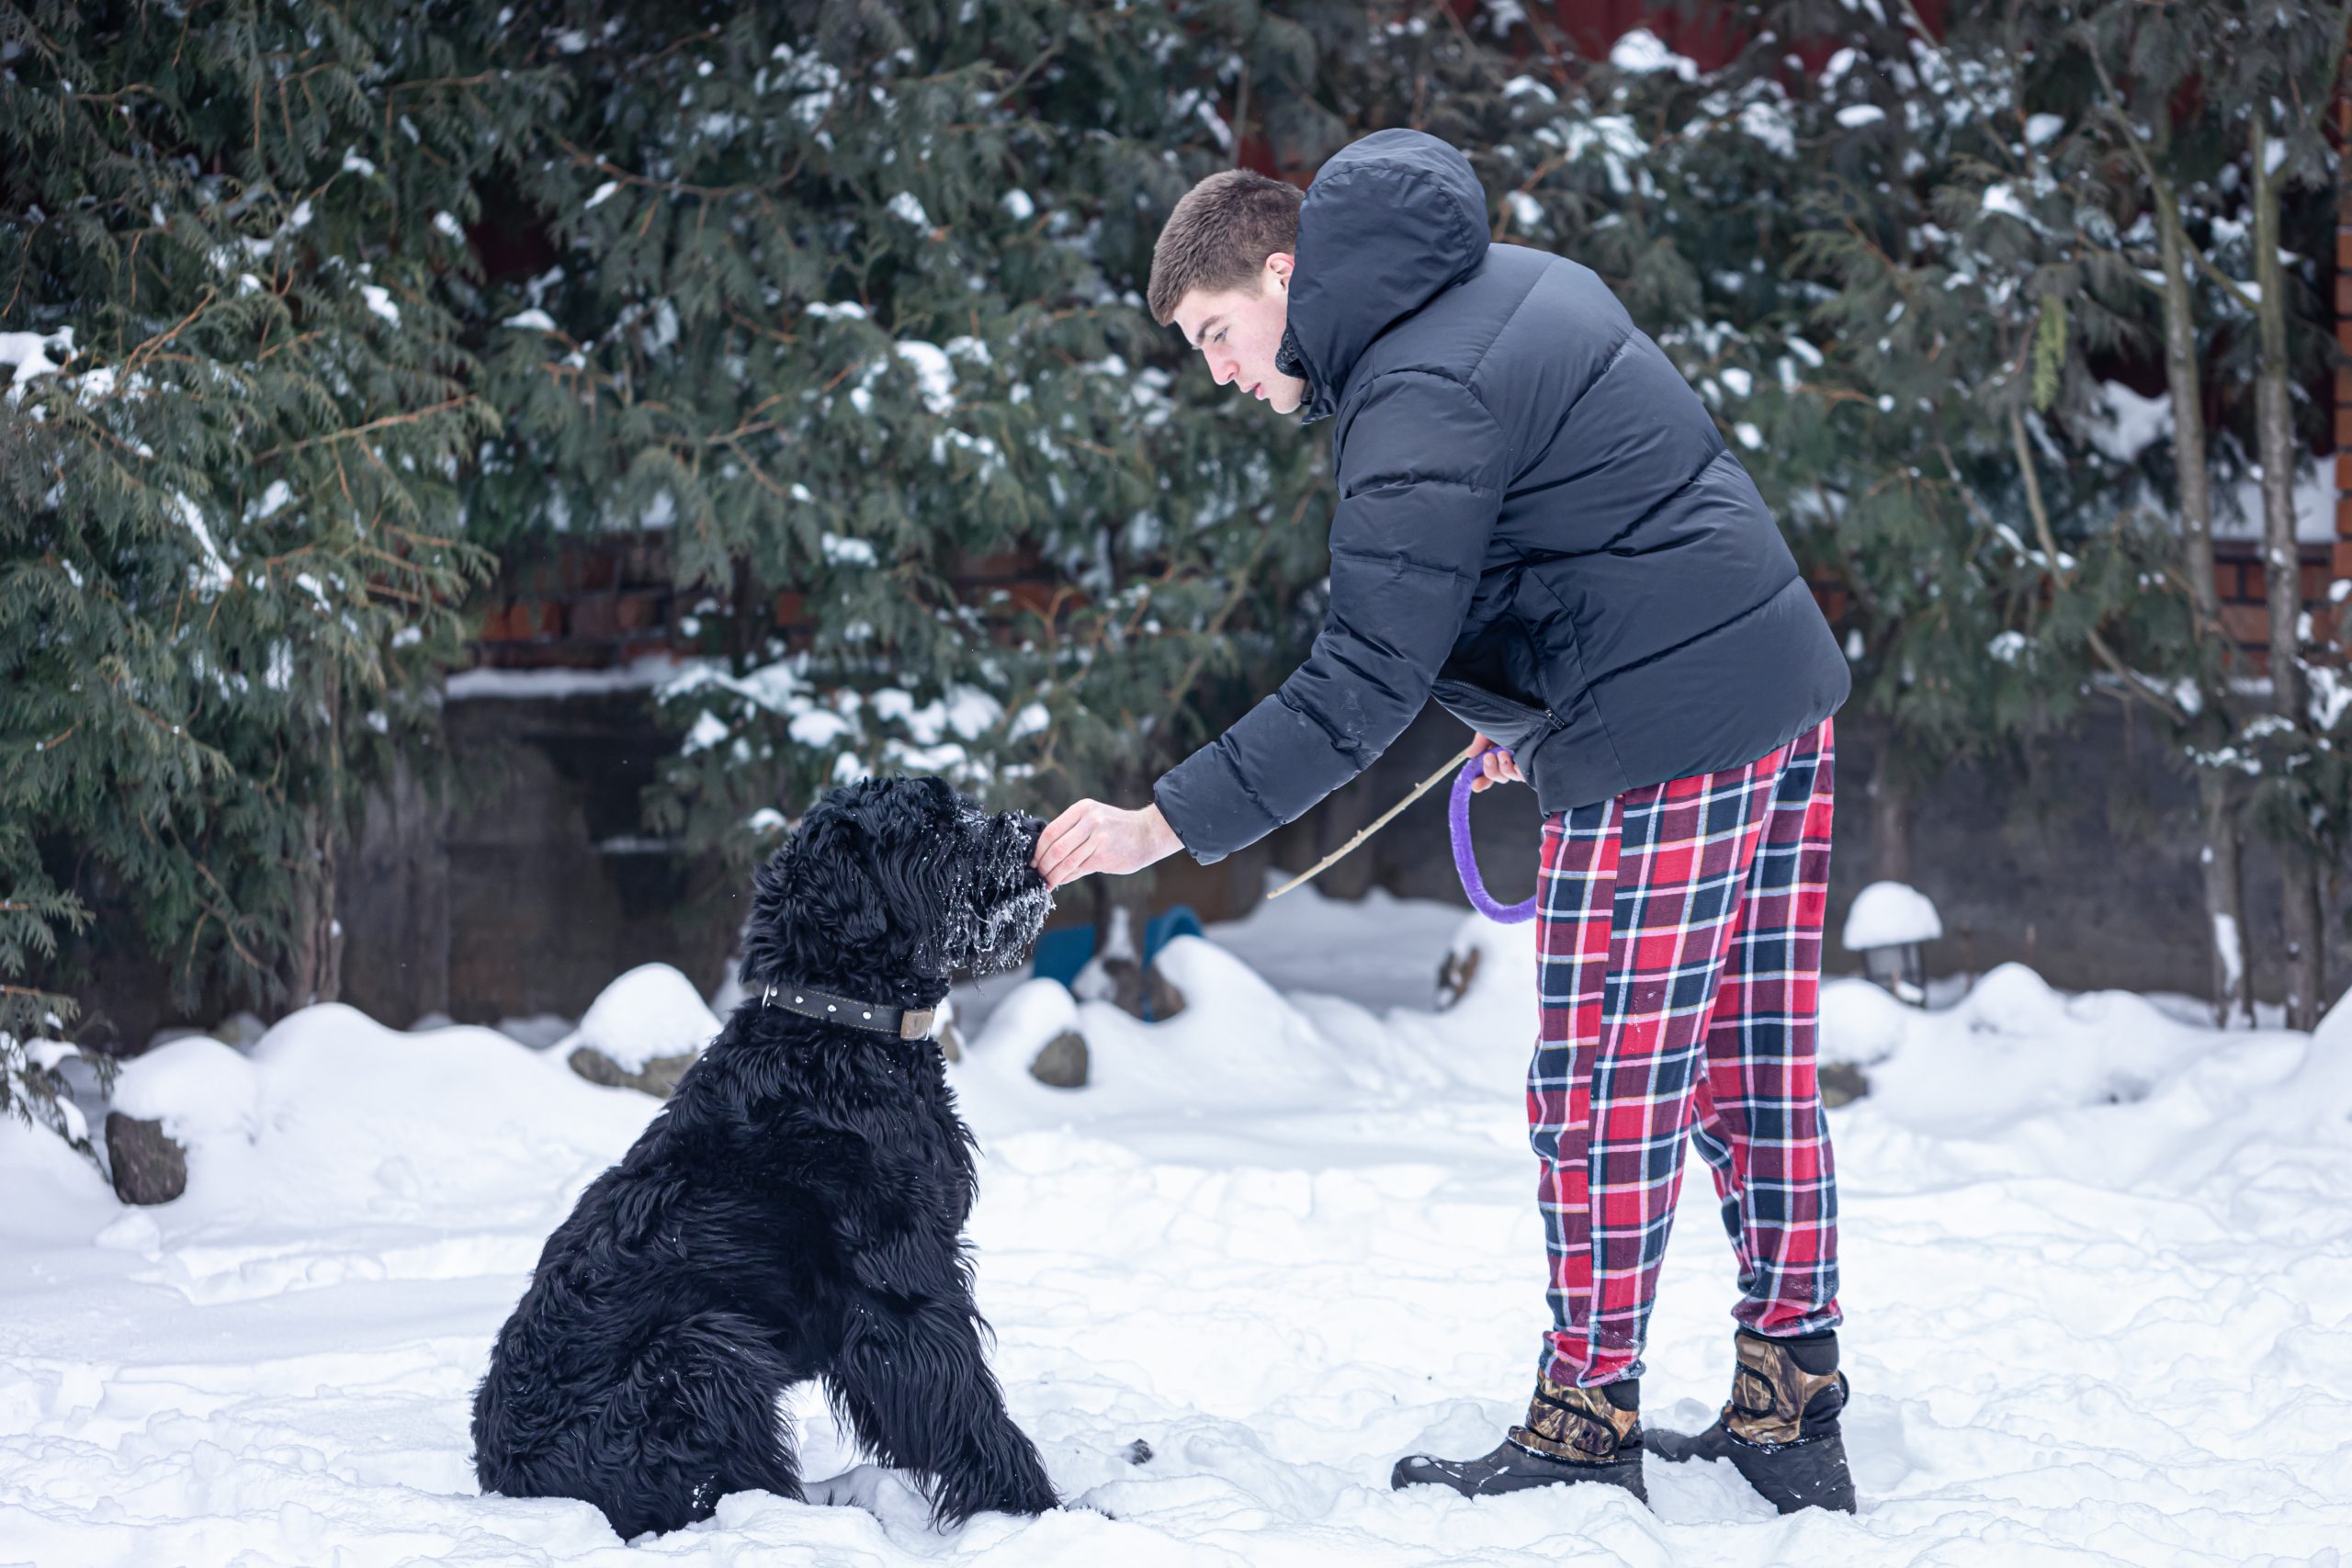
[565,1042,697,1099]
[1027,1031,1089,1089]
[967,976,1090,1086]
[103,1112,187,1205]
[972,976,1079,1062]
[557,962,721,1096]
[1815,1061,1871,1108]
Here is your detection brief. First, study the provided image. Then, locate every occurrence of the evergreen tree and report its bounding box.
[461,6,1336,956]
[2195,0,2350,1028]
[0,850,99,1157]
[1841,0,2175,874]
[0,0,555,1083]
[18,0,2329,1082]
[2058,0,2347,1021]
[1547,2,2149,886]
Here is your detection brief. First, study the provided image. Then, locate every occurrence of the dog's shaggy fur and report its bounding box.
[470,776,1059,1540]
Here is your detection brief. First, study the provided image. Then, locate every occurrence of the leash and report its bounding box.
[1265,742,1476,903]
[1447,753,1537,923]
[1266,743,1536,922]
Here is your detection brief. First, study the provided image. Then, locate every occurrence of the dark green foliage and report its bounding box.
[459,4,1339,871]
[1,3,555,1050]
[1609,3,2157,802]
[7,0,2346,1083]
[0,846,102,1151]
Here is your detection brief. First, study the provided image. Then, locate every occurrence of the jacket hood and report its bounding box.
[1276,130,1491,425]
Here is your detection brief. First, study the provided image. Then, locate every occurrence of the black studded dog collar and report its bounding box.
[761,980,937,1042]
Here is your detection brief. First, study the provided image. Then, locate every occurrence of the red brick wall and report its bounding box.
[468,537,1070,670]
[2214,540,2337,657]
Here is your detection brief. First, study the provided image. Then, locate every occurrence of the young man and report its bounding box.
[1029,130,1856,1514]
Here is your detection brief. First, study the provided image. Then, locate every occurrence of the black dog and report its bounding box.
[471,775,1059,1540]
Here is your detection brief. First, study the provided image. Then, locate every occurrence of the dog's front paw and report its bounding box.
[932,1470,1059,1525]
[1010,1482,1063,1517]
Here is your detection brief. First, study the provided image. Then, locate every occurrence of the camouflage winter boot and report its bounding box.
[1391,1375,1646,1502]
[1646,1329,1856,1513]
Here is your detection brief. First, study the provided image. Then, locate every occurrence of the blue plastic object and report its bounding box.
[1029,905,1204,997]
[1145,904,1204,959]
[1027,925,1094,989]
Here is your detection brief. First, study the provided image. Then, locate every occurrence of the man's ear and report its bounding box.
[1265,250,1294,290]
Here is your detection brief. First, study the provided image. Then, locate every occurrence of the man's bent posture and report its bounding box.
[1031,130,1857,1514]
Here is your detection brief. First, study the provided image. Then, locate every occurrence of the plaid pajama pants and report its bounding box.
[1529,716,1841,1389]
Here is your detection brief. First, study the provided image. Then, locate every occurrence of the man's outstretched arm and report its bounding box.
[1035,372,1510,886]
[1154,371,1510,864]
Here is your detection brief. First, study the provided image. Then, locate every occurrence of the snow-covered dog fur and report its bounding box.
[470,775,1058,1540]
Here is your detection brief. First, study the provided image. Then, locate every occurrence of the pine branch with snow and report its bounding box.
[0,4,543,1031]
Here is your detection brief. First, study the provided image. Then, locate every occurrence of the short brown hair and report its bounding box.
[1147,169,1302,326]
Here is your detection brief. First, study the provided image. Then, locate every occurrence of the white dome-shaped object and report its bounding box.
[1842,881,1943,952]
[556,963,722,1072]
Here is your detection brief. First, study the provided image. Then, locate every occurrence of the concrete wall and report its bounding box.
[337,690,741,1028]
[316,687,2348,1032]
[1168,700,2342,1006]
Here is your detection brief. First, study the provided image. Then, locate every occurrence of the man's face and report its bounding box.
[1172,252,1306,416]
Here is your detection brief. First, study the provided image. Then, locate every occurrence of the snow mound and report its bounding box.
[968,976,1079,1061]
[109,1035,263,1141]
[1136,933,1361,1098]
[49,1003,664,1269]
[1818,975,1913,1066]
[1820,964,2352,1187]
[1841,880,1942,949]
[555,962,721,1070]
[955,936,1370,1133]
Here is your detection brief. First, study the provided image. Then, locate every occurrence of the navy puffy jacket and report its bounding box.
[1152,130,1850,863]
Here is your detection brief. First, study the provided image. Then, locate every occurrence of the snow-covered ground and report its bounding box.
[6,882,2350,1566]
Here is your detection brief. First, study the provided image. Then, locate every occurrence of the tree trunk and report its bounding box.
[2154,177,2254,1024]
[2249,122,2325,1028]
[285,805,344,1011]
[1867,744,1911,886]
[2197,768,2253,1027]
[282,673,345,1013]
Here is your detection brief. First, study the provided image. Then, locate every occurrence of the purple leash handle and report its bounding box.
[1450,754,1539,924]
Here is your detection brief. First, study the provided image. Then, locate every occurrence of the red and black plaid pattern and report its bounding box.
[1528,717,1840,1389]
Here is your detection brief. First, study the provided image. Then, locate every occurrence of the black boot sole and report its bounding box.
[1646,1422,1854,1514]
[1391,1442,1648,1504]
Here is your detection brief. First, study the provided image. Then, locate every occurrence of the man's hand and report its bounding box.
[1466,732,1525,794]
[1031,800,1184,888]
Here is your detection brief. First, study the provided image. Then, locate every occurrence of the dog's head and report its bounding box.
[743,775,1052,1009]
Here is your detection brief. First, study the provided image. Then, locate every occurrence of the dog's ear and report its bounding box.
[746,808,888,989]
[791,815,890,948]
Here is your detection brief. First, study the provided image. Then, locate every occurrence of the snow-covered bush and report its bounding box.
[453,6,1337,874]
[2,5,554,1026]
[0,1030,109,1168]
